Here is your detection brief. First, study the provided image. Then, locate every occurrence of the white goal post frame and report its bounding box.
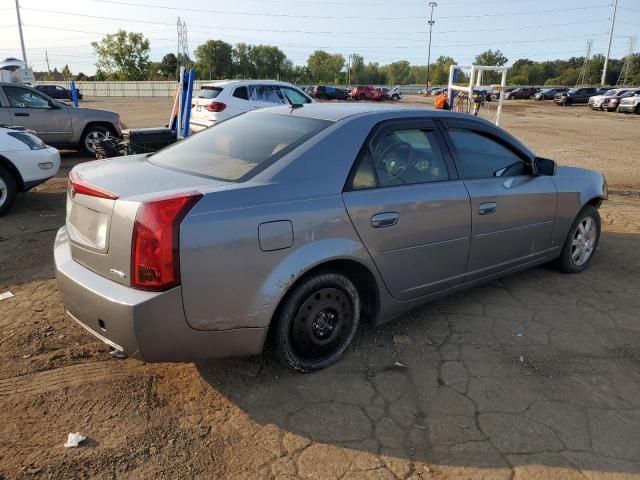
[447,64,509,126]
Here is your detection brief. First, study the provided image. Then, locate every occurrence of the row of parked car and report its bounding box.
[501,86,640,112]
[304,85,402,101]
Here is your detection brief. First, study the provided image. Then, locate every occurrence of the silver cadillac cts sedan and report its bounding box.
[54,103,607,371]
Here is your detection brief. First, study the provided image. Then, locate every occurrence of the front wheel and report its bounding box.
[0,165,18,216]
[81,125,113,155]
[275,273,361,372]
[358,94,366,101]
[556,205,601,273]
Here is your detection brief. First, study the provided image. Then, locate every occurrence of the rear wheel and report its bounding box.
[636,104,640,114]
[275,273,360,372]
[556,205,601,273]
[358,94,366,101]
[0,165,18,216]
[81,125,113,155]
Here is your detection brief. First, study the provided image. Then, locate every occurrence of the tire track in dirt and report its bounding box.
[0,361,142,397]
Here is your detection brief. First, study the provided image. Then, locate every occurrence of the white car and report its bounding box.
[189,80,313,133]
[588,88,627,110]
[0,126,60,215]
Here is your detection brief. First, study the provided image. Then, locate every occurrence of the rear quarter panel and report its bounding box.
[179,190,380,331]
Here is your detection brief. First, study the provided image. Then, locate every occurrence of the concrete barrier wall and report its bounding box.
[32,81,427,97]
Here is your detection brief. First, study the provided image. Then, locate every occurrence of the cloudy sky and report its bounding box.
[1,0,638,75]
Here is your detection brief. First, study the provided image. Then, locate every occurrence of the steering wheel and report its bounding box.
[377,141,415,181]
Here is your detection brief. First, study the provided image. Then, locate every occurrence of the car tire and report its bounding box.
[556,205,601,274]
[392,94,399,101]
[358,94,366,101]
[0,165,18,216]
[636,105,640,115]
[81,125,113,155]
[275,272,361,372]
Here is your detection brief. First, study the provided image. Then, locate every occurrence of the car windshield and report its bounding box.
[198,86,223,99]
[150,112,332,182]
[604,90,619,96]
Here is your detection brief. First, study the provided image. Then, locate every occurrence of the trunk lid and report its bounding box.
[66,154,229,286]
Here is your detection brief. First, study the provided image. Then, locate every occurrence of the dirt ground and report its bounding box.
[1,96,640,480]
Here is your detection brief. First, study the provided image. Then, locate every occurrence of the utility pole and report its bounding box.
[601,0,618,86]
[576,40,593,87]
[45,50,50,72]
[15,0,28,65]
[347,54,351,87]
[426,2,437,91]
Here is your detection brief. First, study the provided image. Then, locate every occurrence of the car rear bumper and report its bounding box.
[54,227,268,362]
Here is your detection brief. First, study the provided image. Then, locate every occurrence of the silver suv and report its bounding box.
[0,82,123,154]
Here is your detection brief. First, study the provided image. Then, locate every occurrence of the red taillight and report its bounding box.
[69,170,119,200]
[204,101,226,112]
[131,192,203,291]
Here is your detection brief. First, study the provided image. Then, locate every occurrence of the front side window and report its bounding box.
[3,86,51,109]
[448,128,529,179]
[150,112,332,182]
[279,86,311,104]
[350,128,449,189]
[249,85,285,104]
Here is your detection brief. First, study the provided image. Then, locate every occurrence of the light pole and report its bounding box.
[15,0,28,65]
[601,0,618,86]
[426,2,437,91]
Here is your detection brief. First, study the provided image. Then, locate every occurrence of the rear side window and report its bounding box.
[448,128,529,179]
[198,87,223,99]
[150,112,332,182]
[232,86,248,100]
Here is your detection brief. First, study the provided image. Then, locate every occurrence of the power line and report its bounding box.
[91,0,426,20]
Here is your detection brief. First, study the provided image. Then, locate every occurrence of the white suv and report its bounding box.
[0,126,60,215]
[189,80,313,132]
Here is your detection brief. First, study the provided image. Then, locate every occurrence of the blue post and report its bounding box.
[69,80,79,107]
[182,69,195,138]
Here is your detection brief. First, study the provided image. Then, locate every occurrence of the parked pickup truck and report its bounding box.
[618,93,640,114]
[554,87,598,106]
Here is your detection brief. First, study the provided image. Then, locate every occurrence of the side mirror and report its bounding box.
[534,157,556,176]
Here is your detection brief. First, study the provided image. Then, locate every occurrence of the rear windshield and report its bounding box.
[198,86,223,99]
[150,112,332,182]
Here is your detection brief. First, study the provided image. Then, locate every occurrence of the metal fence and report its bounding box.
[32,81,426,97]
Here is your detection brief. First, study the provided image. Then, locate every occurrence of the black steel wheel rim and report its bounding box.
[290,287,353,361]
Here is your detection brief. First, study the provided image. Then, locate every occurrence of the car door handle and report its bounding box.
[478,202,497,215]
[371,212,399,228]
[14,112,29,117]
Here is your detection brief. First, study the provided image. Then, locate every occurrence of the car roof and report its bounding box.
[257,102,499,124]
[199,79,295,88]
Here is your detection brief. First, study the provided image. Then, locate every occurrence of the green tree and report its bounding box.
[61,64,73,80]
[307,50,345,83]
[92,30,150,80]
[384,60,411,85]
[195,40,233,80]
[249,45,290,79]
[350,53,365,84]
[430,56,458,85]
[158,53,178,78]
[474,49,508,84]
[232,43,254,78]
[75,72,88,81]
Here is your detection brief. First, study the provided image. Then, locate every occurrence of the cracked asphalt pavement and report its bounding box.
[1,97,639,479]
